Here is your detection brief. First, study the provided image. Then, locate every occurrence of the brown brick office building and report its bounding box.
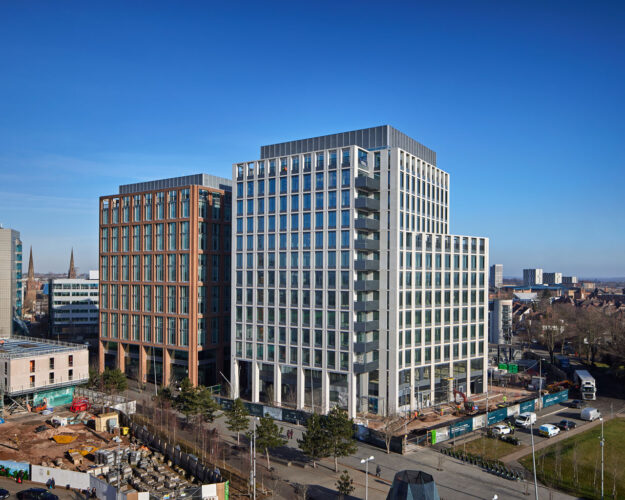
[98,174,232,387]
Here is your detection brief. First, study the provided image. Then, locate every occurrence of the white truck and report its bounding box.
[574,369,596,400]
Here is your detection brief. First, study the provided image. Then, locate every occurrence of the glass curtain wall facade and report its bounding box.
[99,175,232,387]
[231,126,488,417]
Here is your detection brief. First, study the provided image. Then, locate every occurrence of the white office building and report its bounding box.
[543,272,562,285]
[489,264,503,288]
[523,268,543,286]
[489,299,513,344]
[231,126,489,417]
[48,275,99,339]
[0,227,23,337]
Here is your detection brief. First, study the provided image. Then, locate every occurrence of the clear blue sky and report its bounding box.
[1,1,623,277]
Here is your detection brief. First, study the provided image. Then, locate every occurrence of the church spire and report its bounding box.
[27,246,34,280]
[68,248,77,279]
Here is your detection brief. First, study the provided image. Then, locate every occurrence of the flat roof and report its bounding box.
[118,174,233,195]
[0,336,87,359]
[259,125,437,166]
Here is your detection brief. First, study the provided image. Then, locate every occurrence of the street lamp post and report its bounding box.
[530,419,539,500]
[600,417,604,499]
[360,455,375,500]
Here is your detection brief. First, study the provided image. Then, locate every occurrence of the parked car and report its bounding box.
[0,488,10,500]
[557,420,577,431]
[515,412,537,428]
[580,407,601,421]
[538,424,560,438]
[570,399,584,409]
[17,489,58,500]
[492,424,511,436]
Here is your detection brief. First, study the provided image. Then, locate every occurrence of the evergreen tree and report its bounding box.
[297,413,330,467]
[254,414,287,469]
[197,386,222,424]
[336,470,354,499]
[101,368,128,393]
[224,398,249,444]
[175,377,200,424]
[324,407,357,472]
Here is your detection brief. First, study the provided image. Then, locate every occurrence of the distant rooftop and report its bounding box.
[260,125,437,166]
[119,174,232,195]
[0,336,87,359]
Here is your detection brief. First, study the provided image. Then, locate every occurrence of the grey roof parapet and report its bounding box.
[260,125,436,166]
[119,174,233,194]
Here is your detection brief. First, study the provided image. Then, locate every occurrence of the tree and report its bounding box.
[175,377,200,424]
[381,414,405,454]
[87,369,101,389]
[297,413,330,467]
[336,470,354,499]
[324,406,357,472]
[225,398,249,444]
[254,414,287,469]
[197,386,221,424]
[101,368,128,393]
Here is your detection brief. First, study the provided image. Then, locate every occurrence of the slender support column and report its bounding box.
[117,342,125,373]
[321,370,330,414]
[231,359,240,398]
[139,345,147,384]
[98,341,105,373]
[162,348,171,387]
[251,361,260,403]
[274,364,282,406]
[296,366,305,410]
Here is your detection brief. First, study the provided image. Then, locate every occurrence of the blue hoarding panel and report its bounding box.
[520,400,536,413]
[487,408,508,425]
[450,419,473,437]
[543,389,569,408]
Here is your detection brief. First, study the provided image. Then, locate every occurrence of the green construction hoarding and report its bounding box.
[33,386,75,407]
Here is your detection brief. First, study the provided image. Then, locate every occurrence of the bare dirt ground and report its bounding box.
[0,410,130,469]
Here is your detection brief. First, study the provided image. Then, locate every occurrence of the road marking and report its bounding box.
[537,408,565,420]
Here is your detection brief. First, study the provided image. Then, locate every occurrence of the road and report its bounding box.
[0,477,86,500]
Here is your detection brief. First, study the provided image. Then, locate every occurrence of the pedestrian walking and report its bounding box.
[375,465,382,477]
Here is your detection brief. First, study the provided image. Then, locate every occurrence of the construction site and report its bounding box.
[0,400,226,499]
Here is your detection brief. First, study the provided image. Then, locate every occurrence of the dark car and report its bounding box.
[17,489,58,500]
[570,400,584,409]
[0,488,10,500]
[557,420,577,431]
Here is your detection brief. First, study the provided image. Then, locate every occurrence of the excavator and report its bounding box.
[453,389,479,415]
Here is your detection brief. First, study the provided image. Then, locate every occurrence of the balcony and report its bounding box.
[354,197,380,211]
[354,319,379,332]
[354,280,379,292]
[354,360,379,374]
[354,239,380,251]
[355,176,380,192]
[354,218,380,232]
[354,259,380,272]
[354,300,379,312]
[354,339,380,353]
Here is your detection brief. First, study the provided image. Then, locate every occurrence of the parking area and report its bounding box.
[505,395,624,447]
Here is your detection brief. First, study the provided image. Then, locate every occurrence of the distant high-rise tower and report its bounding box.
[0,226,22,336]
[489,264,503,288]
[68,249,77,279]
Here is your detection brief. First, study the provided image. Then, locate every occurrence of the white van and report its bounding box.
[580,407,601,421]
[515,412,537,428]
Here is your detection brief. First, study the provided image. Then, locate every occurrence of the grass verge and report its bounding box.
[452,436,522,461]
[520,417,625,499]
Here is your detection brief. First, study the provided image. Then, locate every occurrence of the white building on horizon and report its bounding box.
[543,272,563,285]
[489,264,503,288]
[523,268,543,286]
[231,126,489,417]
